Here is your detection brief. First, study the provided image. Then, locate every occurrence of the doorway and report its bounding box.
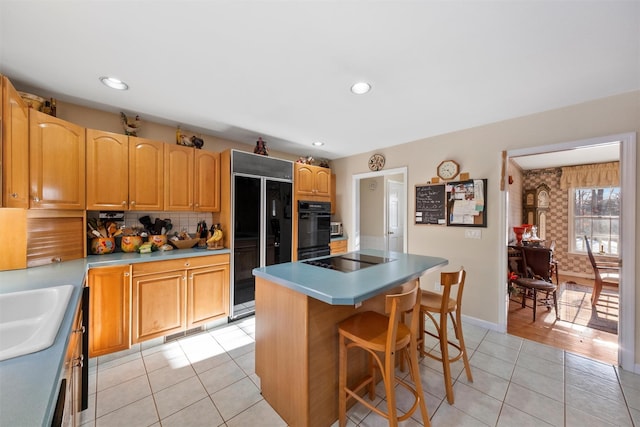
[499,133,636,371]
[351,167,408,253]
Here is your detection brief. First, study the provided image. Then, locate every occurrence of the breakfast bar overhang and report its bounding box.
[252,250,448,427]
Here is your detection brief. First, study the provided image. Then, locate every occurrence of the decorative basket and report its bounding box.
[169,238,198,249]
[18,91,45,111]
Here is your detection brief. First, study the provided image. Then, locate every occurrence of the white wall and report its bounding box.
[332,90,640,365]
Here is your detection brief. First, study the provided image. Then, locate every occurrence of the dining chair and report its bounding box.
[338,279,430,427]
[511,246,559,321]
[584,236,620,306]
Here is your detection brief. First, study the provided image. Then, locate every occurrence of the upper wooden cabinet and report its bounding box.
[29,110,85,209]
[2,76,29,208]
[86,129,129,210]
[330,173,336,214]
[194,150,220,212]
[129,136,164,211]
[164,144,194,211]
[294,163,331,201]
[165,145,221,212]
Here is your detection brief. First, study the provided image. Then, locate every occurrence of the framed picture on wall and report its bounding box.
[446,179,488,227]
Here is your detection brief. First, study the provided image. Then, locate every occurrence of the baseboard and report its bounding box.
[461,314,502,333]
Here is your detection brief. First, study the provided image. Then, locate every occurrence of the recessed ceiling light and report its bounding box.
[99,76,129,90]
[312,141,324,147]
[350,82,371,95]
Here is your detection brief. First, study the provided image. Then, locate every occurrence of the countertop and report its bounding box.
[252,249,448,305]
[0,247,230,427]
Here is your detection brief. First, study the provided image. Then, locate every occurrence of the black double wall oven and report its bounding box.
[297,201,331,260]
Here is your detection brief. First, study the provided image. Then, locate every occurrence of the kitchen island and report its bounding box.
[252,249,448,427]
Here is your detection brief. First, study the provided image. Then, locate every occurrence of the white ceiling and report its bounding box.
[1,1,638,161]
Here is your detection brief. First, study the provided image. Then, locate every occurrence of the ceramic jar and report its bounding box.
[148,235,168,246]
[90,237,116,255]
[121,235,143,253]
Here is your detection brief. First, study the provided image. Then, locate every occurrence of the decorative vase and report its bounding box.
[513,226,526,245]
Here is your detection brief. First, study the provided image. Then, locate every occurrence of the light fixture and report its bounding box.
[350,81,371,95]
[99,76,129,90]
[312,141,324,147]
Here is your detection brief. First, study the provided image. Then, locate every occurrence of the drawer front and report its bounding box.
[132,254,230,276]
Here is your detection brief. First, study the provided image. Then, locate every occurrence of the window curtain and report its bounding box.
[560,162,620,189]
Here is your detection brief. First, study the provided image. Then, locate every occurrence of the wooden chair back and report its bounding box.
[520,246,554,283]
[584,236,601,280]
[384,280,421,349]
[438,267,466,313]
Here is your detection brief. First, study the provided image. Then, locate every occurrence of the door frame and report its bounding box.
[498,132,636,371]
[351,167,408,253]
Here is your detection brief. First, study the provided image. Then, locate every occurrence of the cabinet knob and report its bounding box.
[130,201,136,206]
[33,196,40,202]
[73,326,86,334]
[10,193,18,198]
[194,203,199,208]
[122,201,127,206]
[124,272,130,277]
[185,262,190,267]
[51,257,62,263]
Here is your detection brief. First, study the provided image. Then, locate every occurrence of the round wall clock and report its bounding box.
[437,159,460,180]
[368,153,385,171]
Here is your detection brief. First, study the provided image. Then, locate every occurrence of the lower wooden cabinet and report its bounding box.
[131,254,230,344]
[132,269,186,343]
[88,265,131,357]
[188,263,229,328]
[87,254,230,356]
[330,239,348,254]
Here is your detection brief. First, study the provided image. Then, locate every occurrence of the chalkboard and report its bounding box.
[415,184,446,225]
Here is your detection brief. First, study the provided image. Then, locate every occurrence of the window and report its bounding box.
[570,187,620,255]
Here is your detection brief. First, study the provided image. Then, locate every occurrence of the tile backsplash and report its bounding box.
[88,211,214,236]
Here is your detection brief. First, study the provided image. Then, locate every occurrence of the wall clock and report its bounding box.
[368,153,385,171]
[437,159,460,180]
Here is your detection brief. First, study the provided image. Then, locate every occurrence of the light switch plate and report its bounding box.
[465,229,482,239]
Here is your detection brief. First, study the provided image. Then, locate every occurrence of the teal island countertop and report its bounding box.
[0,247,230,427]
[252,249,448,305]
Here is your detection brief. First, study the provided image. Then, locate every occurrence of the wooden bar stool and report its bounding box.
[338,280,430,427]
[419,266,473,404]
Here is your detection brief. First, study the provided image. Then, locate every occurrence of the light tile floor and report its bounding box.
[81,316,640,426]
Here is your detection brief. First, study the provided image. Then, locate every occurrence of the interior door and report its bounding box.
[386,180,404,252]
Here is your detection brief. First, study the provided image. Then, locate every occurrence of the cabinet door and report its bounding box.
[194,150,220,212]
[187,263,229,327]
[86,129,129,210]
[129,137,164,211]
[330,240,347,255]
[314,167,331,198]
[295,164,315,197]
[29,110,85,209]
[164,144,194,211]
[132,269,185,343]
[2,76,29,208]
[88,265,131,357]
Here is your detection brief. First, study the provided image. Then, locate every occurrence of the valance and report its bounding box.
[560,162,619,189]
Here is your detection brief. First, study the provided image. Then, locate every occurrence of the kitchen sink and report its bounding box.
[0,285,74,362]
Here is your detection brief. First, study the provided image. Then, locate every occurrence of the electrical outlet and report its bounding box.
[465,229,482,239]
[434,281,440,290]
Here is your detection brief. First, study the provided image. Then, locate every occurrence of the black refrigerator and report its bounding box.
[231,151,293,319]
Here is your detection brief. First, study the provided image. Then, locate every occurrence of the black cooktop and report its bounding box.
[302,253,395,272]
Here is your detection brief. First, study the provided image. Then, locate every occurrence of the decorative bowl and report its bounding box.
[169,238,198,249]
